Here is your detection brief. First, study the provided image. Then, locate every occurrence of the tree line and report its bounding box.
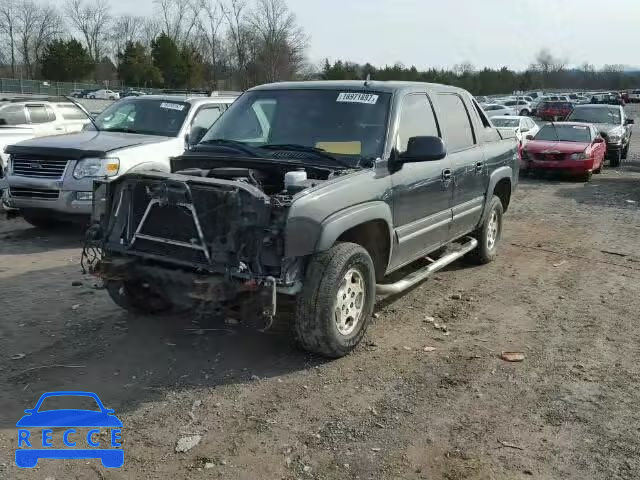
[0,0,308,90]
[322,50,640,95]
[1,1,639,93]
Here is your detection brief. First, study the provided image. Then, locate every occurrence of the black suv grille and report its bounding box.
[11,156,69,179]
[9,187,60,199]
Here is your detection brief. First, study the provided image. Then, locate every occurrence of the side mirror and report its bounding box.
[399,136,446,163]
[626,118,634,125]
[593,137,605,144]
[526,135,534,141]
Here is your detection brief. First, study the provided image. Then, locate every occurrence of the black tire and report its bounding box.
[21,212,66,229]
[519,109,529,116]
[610,150,622,167]
[105,280,172,314]
[467,196,504,265]
[580,171,593,182]
[294,242,376,358]
[622,144,629,160]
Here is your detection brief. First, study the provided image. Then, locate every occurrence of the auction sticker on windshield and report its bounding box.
[336,92,379,104]
[160,102,186,111]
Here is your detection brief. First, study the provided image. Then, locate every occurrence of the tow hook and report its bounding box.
[260,276,277,332]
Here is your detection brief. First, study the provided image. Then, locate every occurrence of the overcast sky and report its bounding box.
[88,0,640,70]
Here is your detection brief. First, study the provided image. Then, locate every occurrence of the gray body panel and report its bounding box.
[275,81,518,275]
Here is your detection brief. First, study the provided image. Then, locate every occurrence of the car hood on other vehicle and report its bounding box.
[525,140,590,154]
[5,131,172,159]
[588,123,624,135]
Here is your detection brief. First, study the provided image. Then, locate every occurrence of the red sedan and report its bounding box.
[537,101,573,121]
[521,123,606,182]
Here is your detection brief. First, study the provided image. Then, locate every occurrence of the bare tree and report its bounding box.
[16,1,62,78]
[112,15,143,57]
[154,0,200,45]
[65,0,112,62]
[0,0,18,77]
[248,0,307,83]
[141,17,162,48]
[196,0,225,85]
[222,0,249,87]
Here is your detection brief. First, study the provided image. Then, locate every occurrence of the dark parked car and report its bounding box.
[83,81,518,358]
[566,104,634,166]
[537,101,573,121]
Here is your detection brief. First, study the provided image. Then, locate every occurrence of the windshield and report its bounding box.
[534,124,591,142]
[568,107,621,124]
[94,99,190,136]
[201,89,391,163]
[493,118,520,127]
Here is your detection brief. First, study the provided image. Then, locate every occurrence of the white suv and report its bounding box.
[88,89,120,100]
[0,99,92,177]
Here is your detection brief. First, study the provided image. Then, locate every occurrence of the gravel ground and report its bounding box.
[1,106,640,479]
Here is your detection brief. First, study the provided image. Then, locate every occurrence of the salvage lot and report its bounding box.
[1,106,640,479]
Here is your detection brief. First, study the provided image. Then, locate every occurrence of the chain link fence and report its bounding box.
[0,78,168,96]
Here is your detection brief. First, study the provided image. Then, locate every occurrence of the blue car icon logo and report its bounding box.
[15,391,123,468]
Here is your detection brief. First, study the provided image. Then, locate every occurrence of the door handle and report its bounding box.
[442,169,452,181]
[475,161,484,173]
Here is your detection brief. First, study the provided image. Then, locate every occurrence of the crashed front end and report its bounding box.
[83,171,299,327]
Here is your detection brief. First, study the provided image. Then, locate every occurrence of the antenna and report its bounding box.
[364,74,371,87]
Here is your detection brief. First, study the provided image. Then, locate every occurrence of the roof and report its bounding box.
[124,95,237,105]
[492,115,528,120]
[572,104,622,109]
[249,80,465,94]
[546,122,593,127]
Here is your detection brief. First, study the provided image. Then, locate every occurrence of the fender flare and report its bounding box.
[480,166,513,222]
[285,201,394,259]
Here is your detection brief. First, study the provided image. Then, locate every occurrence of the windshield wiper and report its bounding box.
[259,144,352,168]
[198,139,265,157]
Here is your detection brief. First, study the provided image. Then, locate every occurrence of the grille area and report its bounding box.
[533,153,566,162]
[11,156,69,179]
[9,187,60,199]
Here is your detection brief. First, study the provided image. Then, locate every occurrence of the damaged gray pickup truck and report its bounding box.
[83,81,518,357]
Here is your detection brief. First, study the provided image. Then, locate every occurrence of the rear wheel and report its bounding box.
[294,242,376,358]
[467,196,503,265]
[519,109,529,116]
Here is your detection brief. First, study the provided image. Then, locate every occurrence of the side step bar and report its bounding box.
[376,237,478,297]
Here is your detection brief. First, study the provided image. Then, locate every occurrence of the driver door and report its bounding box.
[389,93,453,270]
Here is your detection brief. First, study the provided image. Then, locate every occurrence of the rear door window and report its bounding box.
[436,93,476,152]
[26,105,50,124]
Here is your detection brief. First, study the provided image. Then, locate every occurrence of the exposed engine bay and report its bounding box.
[82,159,342,327]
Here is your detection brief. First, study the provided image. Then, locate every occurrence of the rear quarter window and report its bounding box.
[436,93,476,152]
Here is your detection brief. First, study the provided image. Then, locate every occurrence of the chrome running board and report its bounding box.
[376,237,478,297]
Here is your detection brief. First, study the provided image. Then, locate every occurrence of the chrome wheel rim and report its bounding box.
[334,267,366,336]
[487,210,500,250]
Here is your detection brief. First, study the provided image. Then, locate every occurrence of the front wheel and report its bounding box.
[105,280,172,314]
[580,171,593,182]
[622,144,629,159]
[294,243,376,358]
[22,211,67,229]
[519,109,529,116]
[467,196,504,265]
[610,150,622,167]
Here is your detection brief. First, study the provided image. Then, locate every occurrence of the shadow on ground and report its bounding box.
[0,263,323,428]
[0,219,85,255]
[555,176,640,208]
